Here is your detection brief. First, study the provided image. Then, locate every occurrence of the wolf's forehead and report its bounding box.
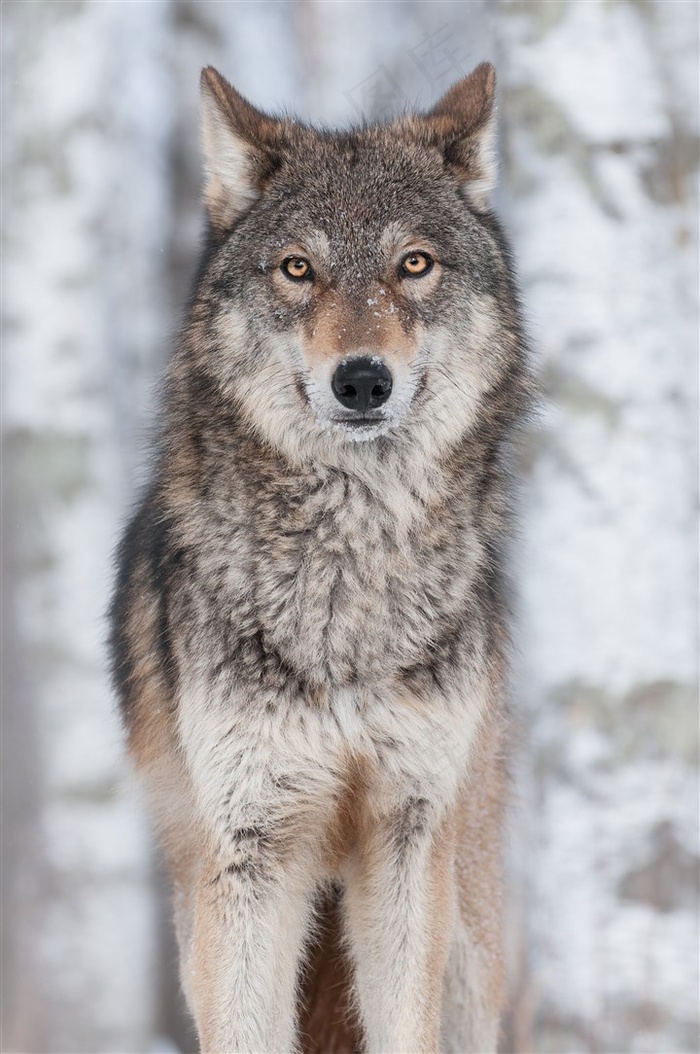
[267,180,438,269]
[276,184,407,241]
[272,135,441,237]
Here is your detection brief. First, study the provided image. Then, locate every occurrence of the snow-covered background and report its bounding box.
[2,2,697,1052]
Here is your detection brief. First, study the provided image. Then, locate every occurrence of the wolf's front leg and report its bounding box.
[344,803,456,1054]
[184,832,313,1054]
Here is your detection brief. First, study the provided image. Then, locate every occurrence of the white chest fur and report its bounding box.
[177,660,487,879]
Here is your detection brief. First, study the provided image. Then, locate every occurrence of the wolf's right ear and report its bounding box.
[200,68,281,232]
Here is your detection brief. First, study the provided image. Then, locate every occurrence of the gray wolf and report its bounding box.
[110,60,530,1053]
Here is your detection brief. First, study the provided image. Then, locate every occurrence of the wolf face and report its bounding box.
[187,65,519,464]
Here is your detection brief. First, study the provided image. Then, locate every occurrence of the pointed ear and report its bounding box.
[426,63,497,210]
[200,67,281,231]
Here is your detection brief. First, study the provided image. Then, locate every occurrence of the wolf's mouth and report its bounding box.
[332,416,383,427]
[325,414,393,442]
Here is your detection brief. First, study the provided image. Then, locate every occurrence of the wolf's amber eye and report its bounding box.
[282,256,314,282]
[399,252,433,278]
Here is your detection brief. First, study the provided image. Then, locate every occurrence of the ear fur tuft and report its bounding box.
[427,62,498,210]
[200,67,280,232]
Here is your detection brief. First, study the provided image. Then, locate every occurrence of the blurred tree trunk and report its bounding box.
[1,1,171,1049]
[492,2,699,1051]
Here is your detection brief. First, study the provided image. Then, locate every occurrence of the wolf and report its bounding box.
[110,60,529,1054]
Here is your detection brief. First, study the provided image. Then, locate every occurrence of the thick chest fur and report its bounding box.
[171,460,494,858]
[204,467,486,690]
[176,665,486,878]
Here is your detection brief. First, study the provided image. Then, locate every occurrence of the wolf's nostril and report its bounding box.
[332,357,393,412]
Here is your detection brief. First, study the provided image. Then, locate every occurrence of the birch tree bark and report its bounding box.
[492,2,699,1051]
[2,1,172,1048]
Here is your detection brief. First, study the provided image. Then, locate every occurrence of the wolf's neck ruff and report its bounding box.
[161,407,493,694]
[110,61,529,1054]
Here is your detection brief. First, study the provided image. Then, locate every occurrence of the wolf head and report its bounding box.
[182,65,524,468]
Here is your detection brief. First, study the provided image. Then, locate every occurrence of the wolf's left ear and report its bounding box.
[200,67,282,232]
[426,63,497,210]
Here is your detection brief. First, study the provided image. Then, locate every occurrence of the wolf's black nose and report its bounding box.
[331,357,393,411]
